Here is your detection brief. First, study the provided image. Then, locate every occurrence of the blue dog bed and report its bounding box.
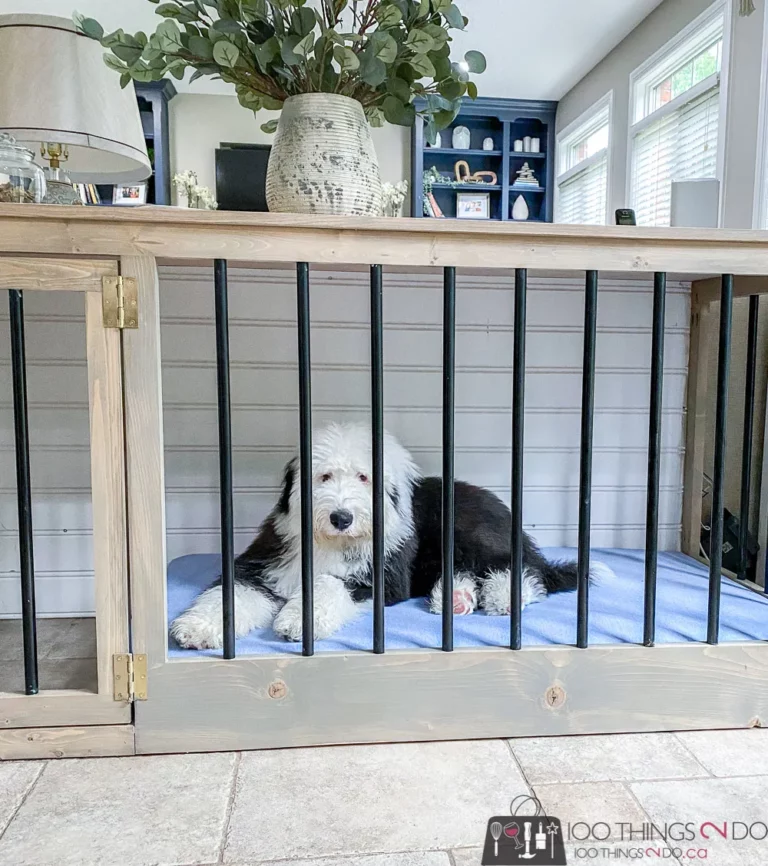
[167,548,768,657]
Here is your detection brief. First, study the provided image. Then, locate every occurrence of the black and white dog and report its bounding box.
[171,423,612,648]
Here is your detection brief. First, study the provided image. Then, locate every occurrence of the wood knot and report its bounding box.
[268,680,288,700]
[545,685,566,709]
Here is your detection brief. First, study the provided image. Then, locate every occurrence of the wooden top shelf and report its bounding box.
[425,148,503,157]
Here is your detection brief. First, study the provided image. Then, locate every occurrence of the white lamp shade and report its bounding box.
[0,14,151,183]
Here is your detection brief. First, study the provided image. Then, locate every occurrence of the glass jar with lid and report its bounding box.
[0,133,46,203]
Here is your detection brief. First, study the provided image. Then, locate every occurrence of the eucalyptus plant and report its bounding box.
[76,0,486,143]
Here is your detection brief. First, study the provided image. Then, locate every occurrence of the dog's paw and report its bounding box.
[428,574,477,615]
[170,613,223,649]
[272,603,304,642]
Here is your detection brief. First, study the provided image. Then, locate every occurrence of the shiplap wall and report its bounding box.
[0,266,690,616]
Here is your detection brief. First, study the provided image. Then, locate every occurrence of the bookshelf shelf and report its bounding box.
[413,97,557,223]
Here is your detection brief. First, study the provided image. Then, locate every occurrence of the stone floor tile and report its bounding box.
[0,620,64,662]
[511,733,708,783]
[46,618,97,659]
[1,657,96,695]
[0,753,236,866]
[450,849,482,866]
[533,782,647,836]
[676,728,768,777]
[235,855,452,866]
[631,775,768,866]
[564,839,683,866]
[0,762,42,835]
[225,740,525,862]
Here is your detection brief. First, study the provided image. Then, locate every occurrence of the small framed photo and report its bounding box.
[456,191,490,220]
[113,183,147,206]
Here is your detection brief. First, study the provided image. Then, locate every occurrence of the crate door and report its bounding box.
[0,257,131,743]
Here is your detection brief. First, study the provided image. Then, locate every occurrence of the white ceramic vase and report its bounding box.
[512,195,529,221]
[266,93,382,216]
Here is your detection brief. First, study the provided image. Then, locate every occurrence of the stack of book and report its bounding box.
[72,183,103,205]
[424,191,445,218]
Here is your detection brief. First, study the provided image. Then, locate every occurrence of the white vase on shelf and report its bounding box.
[483,137,495,151]
[512,195,529,221]
[452,126,471,149]
[523,136,532,152]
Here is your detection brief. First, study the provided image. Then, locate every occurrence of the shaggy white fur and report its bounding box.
[428,572,479,615]
[480,568,548,615]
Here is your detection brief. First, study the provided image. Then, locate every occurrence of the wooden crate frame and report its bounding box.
[1,205,768,757]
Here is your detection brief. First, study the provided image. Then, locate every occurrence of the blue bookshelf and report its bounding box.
[411,97,557,223]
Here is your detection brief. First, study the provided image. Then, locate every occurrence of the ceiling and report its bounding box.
[0,0,666,100]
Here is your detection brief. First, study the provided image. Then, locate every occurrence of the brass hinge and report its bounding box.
[102,276,138,329]
[113,653,148,702]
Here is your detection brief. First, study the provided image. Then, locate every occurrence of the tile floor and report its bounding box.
[0,728,767,866]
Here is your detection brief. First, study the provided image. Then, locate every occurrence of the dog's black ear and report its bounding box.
[387,481,401,515]
[277,457,297,514]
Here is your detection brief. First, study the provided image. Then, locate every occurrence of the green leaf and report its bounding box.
[119,71,132,88]
[189,64,219,81]
[213,39,240,66]
[464,49,486,74]
[451,60,469,82]
[369,31,398,63]
[281,35,304,65]
[386,77,411,103]
[170,64,186,79]
[443,3,465,29]
[291,6,316,36]
[430,52,451,79]
[157,19,184,52]
[383,95,416,126]
[431,0,451,11]
[188,34,213,57]
[333,44,360,71]
[261,118,280,133]
[262,95,284,110]
[156,3,182,16]
[359,50,387,87]
[213,18,243,33]
[253,35,279,69]
[426,93,453,111]
[375,4,403,27]
[438,78,464,100]
[405,29,434,54]
[79,17,104,40]
[432,105,460,130]
[466,80,478,99]
[103,53,128,71]
[408,52,435,78]
[366,106,386,128]
[294,31,315,57]
[416,0,431,17]
[113,43,144,64]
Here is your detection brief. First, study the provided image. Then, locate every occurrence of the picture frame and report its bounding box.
[112,183,148,206]
[456,191,490,220]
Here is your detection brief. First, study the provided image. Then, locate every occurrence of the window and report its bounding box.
[556,96,611,225]
[629,4,725,226]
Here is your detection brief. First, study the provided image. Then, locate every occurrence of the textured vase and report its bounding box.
[266,93,382,216]
[512,195,530,221]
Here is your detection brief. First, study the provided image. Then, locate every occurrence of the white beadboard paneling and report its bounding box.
[0,267,691,617]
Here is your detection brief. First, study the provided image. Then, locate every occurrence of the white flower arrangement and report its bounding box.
[381,180,409,218]
[173,170,218,210]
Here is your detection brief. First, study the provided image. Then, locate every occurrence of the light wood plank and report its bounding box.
[135,643,768,754]
[694,275,768,303]
[0,692,130,729]
[121,255,168,662]
[1,205,768,273]
[0,255,116,292]
[85,291,130,695]
[0,724,134,760]
[682,284,713,556]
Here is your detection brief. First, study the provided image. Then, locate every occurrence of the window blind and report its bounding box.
[557,152,608,225]
[631,80,720,227]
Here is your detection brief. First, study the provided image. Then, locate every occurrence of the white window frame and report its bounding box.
[626,0,730,224]
[555,92,613,226]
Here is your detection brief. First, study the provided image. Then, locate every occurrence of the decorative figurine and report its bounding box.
[514,140,524,152]
[455,160,498,186]
[531,137,541,153]
[514,162,539,187]
[512,195,530,221]
[452,126,471,149]
[483,137,495,151]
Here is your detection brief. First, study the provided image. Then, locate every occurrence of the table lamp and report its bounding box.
[0,13,151,204]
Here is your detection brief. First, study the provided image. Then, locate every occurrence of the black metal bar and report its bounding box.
[577,271,598,649]
[297,262,314,657]
[214,260,236,660]
[442,266,456,652]
[510,268,527,650]
[708,274,733,645]
[370,265,385,654]
[9,290,38,695]
[643,273,666,647]
[738,295,759,583]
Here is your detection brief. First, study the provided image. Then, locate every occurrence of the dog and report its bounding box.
[170,423,611,648]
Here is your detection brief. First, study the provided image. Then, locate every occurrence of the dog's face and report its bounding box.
[276,423,420,550]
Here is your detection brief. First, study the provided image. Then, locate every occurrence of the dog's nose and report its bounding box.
[330,509,353,531]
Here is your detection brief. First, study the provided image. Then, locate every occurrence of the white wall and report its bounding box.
[0,269,690,617]
[169,94,411,207]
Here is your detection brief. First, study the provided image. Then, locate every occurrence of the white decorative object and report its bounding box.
[429,132,442,148]
[513,162,540,188]
[452,126,471,149]
[524,136,532,152]
[173,170,218,209]
[531,138,541,153]
[483,137,495,151]
[512,195,529,221]
[381,180,409,217]
[514,140,523,152]
[266,93,382,216]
